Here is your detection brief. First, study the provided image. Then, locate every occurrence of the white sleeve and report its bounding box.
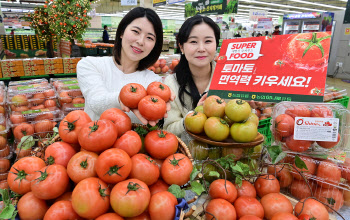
[77,58,121,117]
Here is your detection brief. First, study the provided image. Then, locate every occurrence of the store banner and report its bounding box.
[284,12,322,20]
[249,10,267,21]
[153,0,166,7]
[257,18,273,29]
[121,0,137,6]
[185,0,238,18]
[168,0,185,5]
[208,32,332,102]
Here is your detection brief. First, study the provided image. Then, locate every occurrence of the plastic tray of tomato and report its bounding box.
[324,86,347,102]
[8,78,49,87]
[51,78,79,91]
[56,88,85,107]
[9,106,63,124]
[61,103,85,116]
[0,116,11,139]
[6,86,59,113]
[266,153,350,213]
[271,101,350,156]
[50,77,78,88]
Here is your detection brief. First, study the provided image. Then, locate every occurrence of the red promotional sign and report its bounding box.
[209,32,332,102]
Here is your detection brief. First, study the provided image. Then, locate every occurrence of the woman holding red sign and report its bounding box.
[163,15,220,136]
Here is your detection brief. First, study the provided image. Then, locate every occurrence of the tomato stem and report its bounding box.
[125,182,144,195]
[151,97,158,103]
[236,99,246,105]
[297,32,331,58]
[89,121,99,136]
[168,155,184,167]
[216,98,224,104]
[98,182,109,198]
[146,156,155,163]
[63,118,79,132]
[80,157,88,169]
[219,119,229,127]
[34,167,49,182]
[46,156,55,165]
[11,167,28,182]
[158,130,166,138]
[130,85,137,93]
[159,84,164,90]
[21,130,27,136]
[105,164,124,177]
[192,111,198,116]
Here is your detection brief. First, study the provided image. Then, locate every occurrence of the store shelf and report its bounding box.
[0,73,77,85]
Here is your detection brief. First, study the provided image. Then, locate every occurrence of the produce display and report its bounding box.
[148,55,180,74]
[324,86,347,102]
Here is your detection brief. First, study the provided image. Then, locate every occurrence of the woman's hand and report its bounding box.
[197,93,208,107]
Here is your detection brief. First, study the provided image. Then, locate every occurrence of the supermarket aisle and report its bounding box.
[326,77,350,111]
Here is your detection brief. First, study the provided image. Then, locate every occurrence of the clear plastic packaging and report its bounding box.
[61,103,85,116]
[9,106,63,125]
[324,86,347,102]
[51,78,78,90]
[0,117,11,139]
[271,102,350,158]
[57,88,84,107]
[0,172,8,181]
[8,78,48,86]
[248,100,275,121]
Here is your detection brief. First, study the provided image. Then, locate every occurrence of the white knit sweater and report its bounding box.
[77,56,162,122]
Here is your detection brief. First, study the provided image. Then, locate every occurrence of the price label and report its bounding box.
[294,117,339,142]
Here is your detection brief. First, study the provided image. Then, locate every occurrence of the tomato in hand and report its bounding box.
[100,108,131,137]
[110,179,151,217]
[203,95,226,118]
[144,130,178,159]
[147,81,171,102]
[113,130,142,157]
[138,95,166,121]
[129,154,160,186]
[8,157,46,195]
[44,201,82,220]
[31,164,70,200]
[72,177,110,219]
[161,153,193,186]
[95,148,132,184]
[59,110,91,144]
[78,119,118,152]
[17,192,48,220]
[205,198,236,220]
[209,179,237,203]
[45,142,76,168]
[148,191,178,220]
[120,83,147,109]
[67,151,98,183]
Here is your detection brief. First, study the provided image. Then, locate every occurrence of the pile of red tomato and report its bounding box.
[148,58,179,74]
[7,108,193,219]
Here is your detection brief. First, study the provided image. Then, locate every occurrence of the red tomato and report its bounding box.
[100,108,132,137]
[148,191,178,220]
[34,112,54,121]
[95,148,132,184]
[203,95,226,118]
[72,177,110,219]
[125,212,151,220]
[205,198,236,220]
[44,99,57,108]
[298,214,312,220]
[271,212,298,220]
[261,193,293,219]
[235,180,256,198]
[31,164,70,200]
[113,130,142,157]
[67,151,98,183]
[161,153,193,186]
[96,213,124,220]
[149,179,169,195]
[0,180,8,189]
[144,130,178,159]
[120,83,147,109]
[32,93,45,105]
[317,133,340,149]
[13,122,34,140]
[314,187,344,212]
[78,119,118,152]
[239,215,262,220]
[55,192,72,202]
[129,154,160,186]
[111,179,151,217]
[274,114,294,138]
[34,119,54,138]
[17,192,48,220]
[254,175,280,198]
[291,156,317,180]
[285,136,312,152]
[341,158,350,181]
[290,179,315,200]
[316,160,341,188]
[147,82,171,102]
[45,142,76,168]
[310,106,333,118]
[285,105,311,119]
[294,198,329,220]
[209,179,238,203]
[59,110,92,144]
[283,32,331,70]
[10,112,27,124]
[267,165,293,188]
[8,157,46,195]
[44,201,82,220]
[138,95,167,121]
[234,196,264,219]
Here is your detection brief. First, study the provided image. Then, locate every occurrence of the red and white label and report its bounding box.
[294,117,339,142]
[226,41,263,61]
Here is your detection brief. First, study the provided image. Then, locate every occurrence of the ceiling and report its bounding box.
[1,0,348,22]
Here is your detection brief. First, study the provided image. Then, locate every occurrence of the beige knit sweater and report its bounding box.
[163,62,216,136]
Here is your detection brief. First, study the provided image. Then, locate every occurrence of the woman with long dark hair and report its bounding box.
[163,15,220,136]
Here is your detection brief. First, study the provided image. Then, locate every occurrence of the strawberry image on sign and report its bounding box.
[283,32,331,70]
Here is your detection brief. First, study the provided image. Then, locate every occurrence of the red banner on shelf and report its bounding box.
[208,32,332,102]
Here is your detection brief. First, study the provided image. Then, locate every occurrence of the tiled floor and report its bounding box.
[326,77,350,111]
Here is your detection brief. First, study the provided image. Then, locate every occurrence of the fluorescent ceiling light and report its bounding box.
[287,0,346,10]
[240,0,326,12]
[238,5,301,14]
